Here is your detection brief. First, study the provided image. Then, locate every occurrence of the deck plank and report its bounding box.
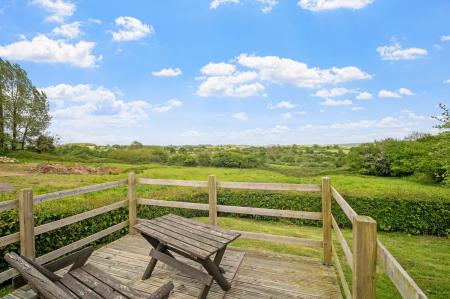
[4,234,342,299]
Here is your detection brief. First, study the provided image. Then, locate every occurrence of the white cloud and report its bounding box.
[201,62,236,76]
[32,0,76,23]
[401,110,426,120]
[281,112,293,120]
[351,106,364,111]
[378,89,401,98]
[42,84,151,128]
[398,87,415,96]
[181,130,201,137]
[378,88,415,98]
[153,99,183,113]
[197,71,265,97]
[210,0,239,9]
[377,43,427,61]
[232,112,248,121]
[257,0,278,13]
[313,87,352,98]
[87,18,102,25]
[267,100,296,109]
[237,54,371,88]
[112,16,153,42]
[52,21,81,39]
[320,98,353,106]
[152,67,182,77]
[298,0,374,11]
[0,34,99,67]
[356,91,373,100]
[441,35,450,42]
[445,79,450,84]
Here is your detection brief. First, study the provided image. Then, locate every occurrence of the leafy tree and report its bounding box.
[35,134,57,153]
[432,103,450,130]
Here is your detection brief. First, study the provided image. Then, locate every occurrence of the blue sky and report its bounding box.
[0,0,449,145]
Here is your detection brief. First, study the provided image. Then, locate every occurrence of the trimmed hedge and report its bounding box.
[0,186,448,277]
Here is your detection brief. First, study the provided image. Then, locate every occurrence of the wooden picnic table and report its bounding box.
[134,214,241,299]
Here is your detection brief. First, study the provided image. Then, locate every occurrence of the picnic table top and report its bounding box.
[134,214,241,260]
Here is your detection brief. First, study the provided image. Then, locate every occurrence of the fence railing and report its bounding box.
[0,173,428,299]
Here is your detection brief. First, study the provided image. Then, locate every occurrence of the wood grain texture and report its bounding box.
[0,199,18,213]
[128,173,137,234]
[377,240,428,299]
[217,181,321,192]
[322,177,332,265]
[352,216,377,299]
[209,175,218,226]
[331,215,353,270]
[331,187,357,222]
[234,230,323,248]
[19,189,34,259]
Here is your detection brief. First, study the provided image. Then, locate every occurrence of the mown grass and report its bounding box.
[193,217,450,299]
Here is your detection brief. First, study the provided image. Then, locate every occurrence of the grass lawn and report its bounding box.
[193,217,449,299]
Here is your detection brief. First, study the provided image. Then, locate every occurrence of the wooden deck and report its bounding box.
[4,235,342,299]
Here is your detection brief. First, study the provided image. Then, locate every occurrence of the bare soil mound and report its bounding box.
[30,163,119,175]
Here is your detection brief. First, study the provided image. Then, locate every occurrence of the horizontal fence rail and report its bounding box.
[0,174,429,299]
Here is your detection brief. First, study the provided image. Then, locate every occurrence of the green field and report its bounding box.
[0,156,449,298]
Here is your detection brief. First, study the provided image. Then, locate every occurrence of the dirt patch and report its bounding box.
[29,163,119,175]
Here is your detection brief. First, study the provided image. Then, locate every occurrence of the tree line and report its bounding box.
[0,59,52,153]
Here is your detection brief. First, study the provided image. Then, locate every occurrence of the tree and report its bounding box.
[0,60,51,151]
[432,103,450,130]
[35,134,57,153]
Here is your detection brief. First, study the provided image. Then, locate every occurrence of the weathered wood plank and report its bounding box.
[34,200,128,236]
[331,215,353,270]
[138,178,208,187]
[138,198,209,211]
[209,175,218,226]
[36,221,128,265]
[128,173,137,234]
[332,244,351,299]
[322,177,332,265]
[19,189,34,259]
[0,232,20,247]
[59,273,103,299]
[0,199,18,213]
[331,187,357,222]
[377,240,428,299]
[217,205,322,221]
[233,230,323,248]
[33,180,127,204]
[217,181,321,192]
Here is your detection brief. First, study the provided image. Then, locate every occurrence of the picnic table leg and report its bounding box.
[202,247,231,291]
[214,247,226,274]
[142,242,165,280]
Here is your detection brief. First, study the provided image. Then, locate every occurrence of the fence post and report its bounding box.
[19,189,35,259]
[352,215,377,299]
[208,175,217,226]
[322,177,332,265]
[128,172,137,234]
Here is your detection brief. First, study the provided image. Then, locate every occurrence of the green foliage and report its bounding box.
[347,132,450,183]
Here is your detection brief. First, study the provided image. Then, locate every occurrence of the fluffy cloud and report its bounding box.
[152,67,182,77]
[351,106,364,111]
[237,54,371,88]
[42,84,151,128]
[152,99,183,112]
[378,88,415,98]
[401,110,426,120]
[298,0,374,11]
[267,101,296,109]
[313,87,352,98]
[201,62,236,76]
[0,34,99,67]
[52,22,82,39]
[32,0,76,23]
[197,71,265,97]
[210,0,239,9]
[257,0,279,13]
[232,112,248,121]
[112,16,154,41]
[441,35,450,42]
[377,43,428,61]
[320,98,352,106]
[356,91,373,100]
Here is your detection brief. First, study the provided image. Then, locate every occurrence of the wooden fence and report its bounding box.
[0,173,428,299]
